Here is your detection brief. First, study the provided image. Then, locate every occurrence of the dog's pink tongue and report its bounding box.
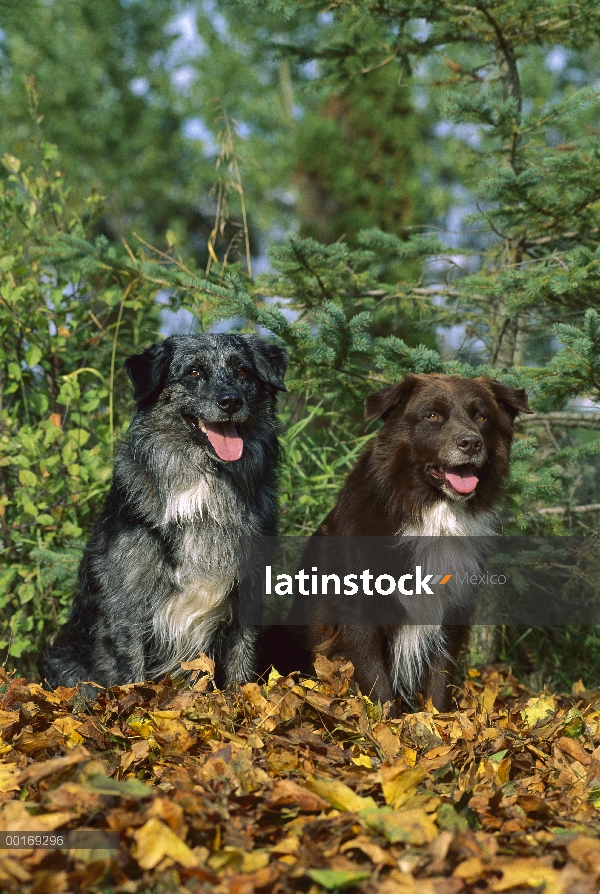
[205,421,243,462]
[445,466,479,494]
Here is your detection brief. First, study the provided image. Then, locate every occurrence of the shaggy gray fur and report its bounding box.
[38,333,287,691]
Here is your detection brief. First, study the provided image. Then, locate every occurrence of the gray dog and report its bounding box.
[38,333,287,691]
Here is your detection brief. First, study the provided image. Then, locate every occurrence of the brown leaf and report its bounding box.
[269,779,329,812]
[313,654,354,696]
[373,722,401,759]
[180,653,215,676]
[339,835,393,865]
[43,782,106,812]
[18,745,91,786]
[120,738,151,772]
[0,801,76,832]
[241,683,268,710]
[0,710,20,739]
[147,797,187,837]
[557,736,591,765]
[12,725,64,753]
[566,835,600,874]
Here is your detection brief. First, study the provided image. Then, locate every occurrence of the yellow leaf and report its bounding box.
[267,667,282,688]
[270,837,299,856]
[402,747,418,768]
[0,763,20,793]
[381,764,426,809]
[520,695,557,729]
[127,716,154,739]
[305,777,377,812]
[490,858,559,891]
[481,680,499,713]
[52,716,84,747]
[453,857,484,883]
[133,817,197,870]
[241,682,268,709]
[352,754,373,769]
[363,807,437,845]
[241,850,270,873]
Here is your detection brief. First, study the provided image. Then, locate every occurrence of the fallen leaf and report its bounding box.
[180,653,215,676]
[52,715,85,747]
[313,654,355,696]
[307,868,371,890]
[556,735,591,765]
[120,738,151,771]
[490,858,559,891]
[269,779,329,812]
[381,762,426,809]
[133,817,197,869]
[453,856,484,883]
[340,835,391,864]
[85,774,152,798]
[0,763,20,793]
[18,746,90,786]
[521,695,557,729]
[481,679,499,713]
[362,807,437,845]
[12,726,63,753]
[305,776,377,812]
[373,721,401,758]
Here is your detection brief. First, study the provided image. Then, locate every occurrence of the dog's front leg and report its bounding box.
[335,625,397,710]
[222,625,259,686]
[422,625,468,712]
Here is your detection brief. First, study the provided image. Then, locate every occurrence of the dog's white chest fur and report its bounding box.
[163,480,213,524]
[391,501,494,701]
[402,501,495,537]
[150,475,249,677]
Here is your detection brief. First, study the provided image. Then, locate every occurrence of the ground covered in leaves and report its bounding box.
[2,659,600,894]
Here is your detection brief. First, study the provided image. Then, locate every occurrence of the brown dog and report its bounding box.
[303,373,532,713]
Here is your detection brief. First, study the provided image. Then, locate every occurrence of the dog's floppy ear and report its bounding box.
[244,336,288,392]
[125,340,174,406]
[485,378,534,419]
[364,374,420,421]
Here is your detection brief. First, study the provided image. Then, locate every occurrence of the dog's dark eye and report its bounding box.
[236,367,249,379]
[426,412,440,421]
[188,368,201,378]
[475,412,486,423]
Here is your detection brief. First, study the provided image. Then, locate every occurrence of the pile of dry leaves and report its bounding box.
[1,656,600,893]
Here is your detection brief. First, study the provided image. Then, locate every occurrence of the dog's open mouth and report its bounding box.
[429,464,479,495]
[192,419,244,462]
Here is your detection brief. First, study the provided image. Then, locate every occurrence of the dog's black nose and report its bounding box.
[217,391,243,415]
[457,434,482,455]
